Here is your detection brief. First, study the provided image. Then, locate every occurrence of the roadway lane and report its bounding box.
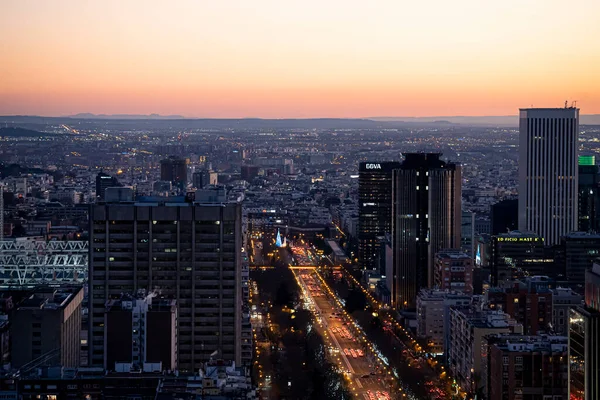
[295,268,397,400]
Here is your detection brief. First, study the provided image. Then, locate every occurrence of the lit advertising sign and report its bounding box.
[496,237,543,242]
[359,162,401,172]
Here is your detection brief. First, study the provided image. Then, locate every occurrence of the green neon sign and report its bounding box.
[579,155,596,166]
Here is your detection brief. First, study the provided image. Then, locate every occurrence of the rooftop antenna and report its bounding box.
[565,100,568,108]
[571,100,578,108]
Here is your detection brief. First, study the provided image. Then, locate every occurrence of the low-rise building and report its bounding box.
[448,308,523,393]
[483,334,568,400]
[416,289,472,354]
[11,286,84,369]
[434,249,474,294]
[487,281,553,335]
[552,287,582,336]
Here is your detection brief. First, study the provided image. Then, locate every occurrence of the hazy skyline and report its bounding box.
[1,0,599,118]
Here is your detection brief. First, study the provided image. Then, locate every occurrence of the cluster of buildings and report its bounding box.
[352,107,600,399]
[2,108,600,398]
[0,193,256,398]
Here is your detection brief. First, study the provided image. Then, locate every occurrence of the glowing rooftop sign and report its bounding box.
[579,155,596,166]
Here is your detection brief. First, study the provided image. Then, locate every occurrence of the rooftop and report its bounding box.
[17,286,83,310]
[488,334,568,353]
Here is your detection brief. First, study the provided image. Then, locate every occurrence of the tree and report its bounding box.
[345,288,367,313]
[275,282,293,307]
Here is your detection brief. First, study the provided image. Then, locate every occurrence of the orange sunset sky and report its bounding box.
[1,0,600,118]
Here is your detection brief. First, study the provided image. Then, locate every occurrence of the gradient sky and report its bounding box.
[1,0,600,118]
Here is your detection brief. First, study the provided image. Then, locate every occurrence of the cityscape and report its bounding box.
[1,1,600,399]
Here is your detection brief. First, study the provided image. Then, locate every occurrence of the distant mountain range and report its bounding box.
[1,114,600,128]
[369,115,600,126]
[68,113,184,119]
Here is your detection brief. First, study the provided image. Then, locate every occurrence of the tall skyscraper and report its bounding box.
[89,197,248,372]
[160,157,188,190]
[578,155,600,232]
[358,161,400,273]
[518,107,579,245]
[391,153,461,308]
[569,261,600,400]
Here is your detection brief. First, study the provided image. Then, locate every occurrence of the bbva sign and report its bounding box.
[365,163,382,169]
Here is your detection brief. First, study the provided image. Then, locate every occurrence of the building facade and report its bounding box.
[391,153,461,308]
[89,198,245,372]
[160,157,188,190]
[569,262,600,400]
[487,282,553,335]
[552,287,582,336]
[490,231,549,286]
[561,232,600,290]
[448,308,523,393]
[11,286,84,369]
[484,334,568,400]
[358,162,400,273]
[415,289,472,354]
[95,172,120,201]
[434,249,473,294]
[518,107,579,245]
[578,155,600,232]
[105,294,177,371]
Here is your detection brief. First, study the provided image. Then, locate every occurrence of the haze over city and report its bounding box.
[2,0,600,118]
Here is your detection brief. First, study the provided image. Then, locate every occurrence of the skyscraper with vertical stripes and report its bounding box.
[518,107,579,245]
[391,153,461,309]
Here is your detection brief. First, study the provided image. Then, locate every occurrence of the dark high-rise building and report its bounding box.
[560,232,600,291]
[89,198,248,372]
[11,287,84,369]
[569,261,600,400]
[518,107,579,245]
[490,231,548,286]
[96,171,120,201]
[358,161,400,273]
[160,157,188,190]
[391,153,461,308]
[490,199,518,235]
[578,155,600,232]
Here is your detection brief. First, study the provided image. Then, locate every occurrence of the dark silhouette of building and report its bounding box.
[10,286,84,369]
[160,157,187,190]
[490,231,552,286]
[490,199,518,235]
[560,232,600,291]
[105,294,177,371]
[578,155,600,232]
[358,161,400,273]
[240,165,260,181]
[569,261,600,400]
[89,198,246,372]
[192,169,217,189]
[95,172,120,201]
[391,153,461,308]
